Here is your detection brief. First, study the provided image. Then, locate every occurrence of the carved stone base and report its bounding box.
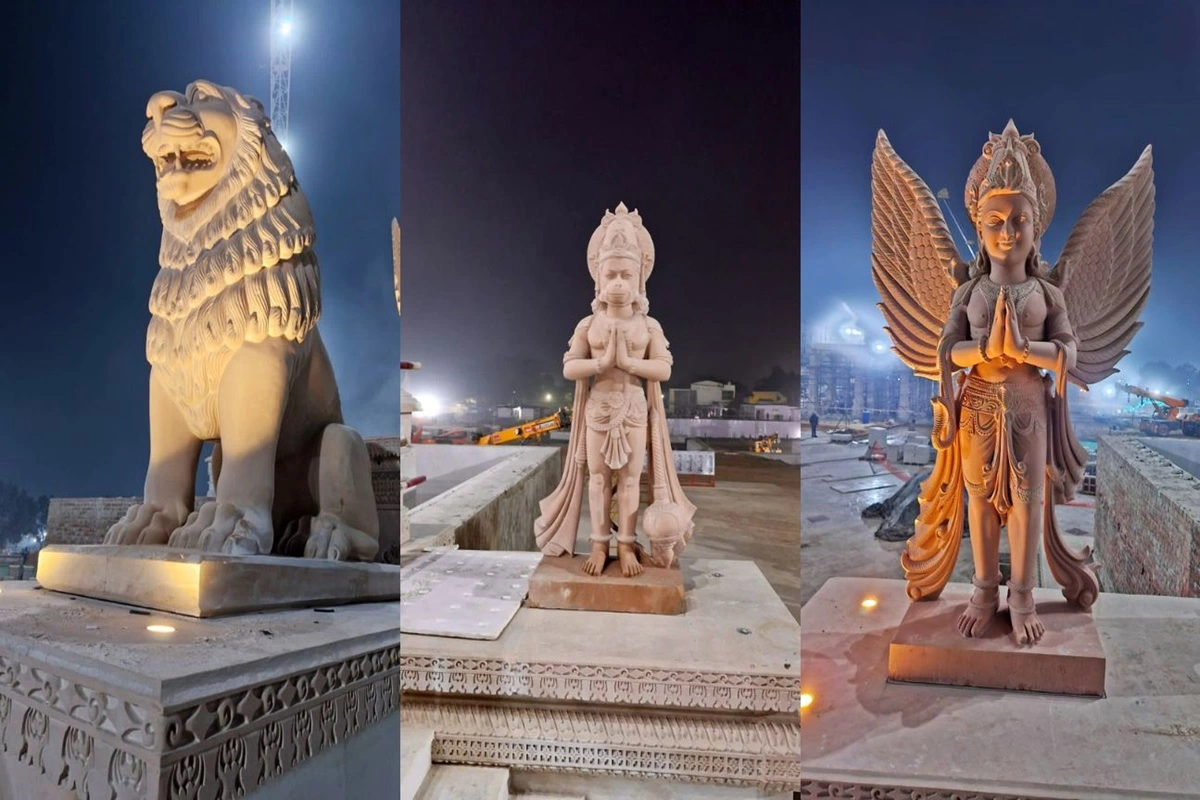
[35,544,403,617]
[403,698,799,790]
[402,558,800,791]
[888,583,1107,696]
[525,554,685,615]
[0,580,400,799]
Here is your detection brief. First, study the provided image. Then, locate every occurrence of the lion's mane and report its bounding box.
[145,84,321,435]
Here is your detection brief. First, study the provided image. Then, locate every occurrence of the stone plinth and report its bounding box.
[400,558,800,792]
[36,544,403,618]
[525,554,685,615]
[0,580,400,800]
[801,577,1200,799]
[888,583,1106,696]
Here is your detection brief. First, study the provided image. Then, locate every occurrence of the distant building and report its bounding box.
[739,402,801,421]
[668,380,736,416]
[495,404,554,421]
[800,324,935,422]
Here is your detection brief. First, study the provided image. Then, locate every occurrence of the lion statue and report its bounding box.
[104,79,380,561]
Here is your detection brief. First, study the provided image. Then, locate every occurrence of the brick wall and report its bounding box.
[46,497,209,546]
[1094,436,1200,597]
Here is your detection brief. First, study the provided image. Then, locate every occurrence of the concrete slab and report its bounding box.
[35,544,402,618]
[417,765,510,800]
[400,550,541,640]
[401,558,798,713]
[828,476,899,494]
[525,554,685,615]
[801,576,1200,798]
[888,583,1107,697]
[401,724,434,800]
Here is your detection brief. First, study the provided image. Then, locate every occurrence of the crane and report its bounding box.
[270,0,294,149]
[1117,381,1193,436]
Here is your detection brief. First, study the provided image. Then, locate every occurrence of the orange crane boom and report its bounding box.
[477,410,571,445]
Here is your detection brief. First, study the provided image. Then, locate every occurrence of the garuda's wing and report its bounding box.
[871,130,968,380]
[1050,146,1154,388]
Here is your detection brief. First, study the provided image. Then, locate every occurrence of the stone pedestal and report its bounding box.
[888,583,1106,696]
[801,576,1200,799]
[525,553,685,615]
[35,545,403,618]
[400,558,800,793]
[0,580,400,800]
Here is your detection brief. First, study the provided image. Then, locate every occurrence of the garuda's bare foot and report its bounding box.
[103,503,184,546]
[956,574,1000,638]
[582,541,608,576]
[168,501,273,556]
[1007,581,1045,646]
[617,541,643,578]
[304,513,379,561]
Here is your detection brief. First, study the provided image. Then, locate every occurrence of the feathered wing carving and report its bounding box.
[871,130,967,379]
[1051,146,1155,388]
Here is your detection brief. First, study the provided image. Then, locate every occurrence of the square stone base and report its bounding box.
[524,553,685,615]
[35,544,403,617]
[888,583,1107,696]
[0,580,400,800]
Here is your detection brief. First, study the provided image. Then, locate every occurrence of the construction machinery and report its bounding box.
[1117,382,1193,436]
[753,433,782,453]
[477,410,571,446]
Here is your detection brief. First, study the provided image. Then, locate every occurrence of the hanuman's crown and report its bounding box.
[587,202,656,286]
[964,120,1057,238]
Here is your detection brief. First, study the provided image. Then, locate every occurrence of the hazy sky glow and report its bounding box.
[802,0,1200,385]
[0,0,399,496]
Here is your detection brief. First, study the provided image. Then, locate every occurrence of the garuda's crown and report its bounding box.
[964,120,1057,238]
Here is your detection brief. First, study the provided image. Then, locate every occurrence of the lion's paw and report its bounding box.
[303,513,372,561]
[169,502,274,556]
[103,503,182,546]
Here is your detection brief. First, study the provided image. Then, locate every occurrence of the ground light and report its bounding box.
[861,597,878,609]
[800,693,813,710]
[146,624,176,634]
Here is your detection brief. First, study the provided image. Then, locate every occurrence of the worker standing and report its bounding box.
[809,412,819,438]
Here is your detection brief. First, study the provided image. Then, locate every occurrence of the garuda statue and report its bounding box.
[871,121,1154,645]
[104,80,380,562]
[534,203,696,577]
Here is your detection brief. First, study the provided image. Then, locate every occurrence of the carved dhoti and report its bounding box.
[958,370,1048,516]
[585,386,648,471]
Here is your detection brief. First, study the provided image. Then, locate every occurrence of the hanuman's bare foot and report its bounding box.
[617,542,643,577]
[956,574,1001,638]
[1007,582,1045,646]
[582,541,609,576]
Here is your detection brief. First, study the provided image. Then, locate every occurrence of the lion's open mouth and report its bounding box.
[155,142,218,178]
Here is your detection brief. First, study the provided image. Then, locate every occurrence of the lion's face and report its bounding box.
[142,81,243,208]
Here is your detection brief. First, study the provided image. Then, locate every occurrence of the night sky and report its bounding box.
[401,1,800,407]
[803,0,1199,378]
[0,1,399,497]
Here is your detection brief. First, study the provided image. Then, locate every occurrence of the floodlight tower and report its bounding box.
[270,0,294,149]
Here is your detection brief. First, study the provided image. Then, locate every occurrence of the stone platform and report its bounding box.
[888,582,1107,696]
[525,553,685,615]
[400,558,800,793]
[35,544,403,618]
[801,577,1200,799]
[0,580,401,799]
